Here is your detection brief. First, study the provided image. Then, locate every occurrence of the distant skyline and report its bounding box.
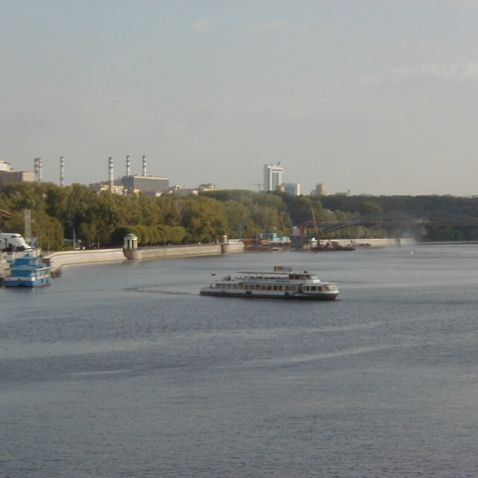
[2,0,478,195]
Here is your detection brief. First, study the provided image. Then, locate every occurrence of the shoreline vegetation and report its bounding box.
[2,182,478,252]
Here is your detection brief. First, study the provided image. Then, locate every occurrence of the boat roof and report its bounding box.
[237,270,312,274]
[235,273,316,280]
[11,265,49,271]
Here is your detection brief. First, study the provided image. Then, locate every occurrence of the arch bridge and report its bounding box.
[300,211,478,240]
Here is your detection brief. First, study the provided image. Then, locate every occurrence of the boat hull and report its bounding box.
[200,290,338,300]
[4,277,50,287]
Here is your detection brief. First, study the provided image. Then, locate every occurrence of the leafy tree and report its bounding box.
[222,200,257,238]
[62,184,97,241]
[181,197,226,242]
[110,226,133,247]
[156,224,187,244]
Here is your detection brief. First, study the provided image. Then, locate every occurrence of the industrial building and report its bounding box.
[90,155,169,196]
[0,160,35,186]
[120,155,169,195]
[121,175,169,195]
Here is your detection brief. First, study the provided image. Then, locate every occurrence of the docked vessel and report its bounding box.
[200,266,339,300]
[3,253,51,288]
[315,241,355,252]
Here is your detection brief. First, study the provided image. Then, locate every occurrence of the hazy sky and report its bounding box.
[2,0,478,195]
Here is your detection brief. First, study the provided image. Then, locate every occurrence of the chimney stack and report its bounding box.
[60,156,65,186]
[34,157,42,182]
[126,155,131,177]
[142,155,147,176]
[108,156,114,191]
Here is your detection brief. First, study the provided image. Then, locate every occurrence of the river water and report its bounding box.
[1,245,477,477]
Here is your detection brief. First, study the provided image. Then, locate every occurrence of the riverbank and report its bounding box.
[44,241,245,270]
[44,249,126,271]
[41,238,422,271]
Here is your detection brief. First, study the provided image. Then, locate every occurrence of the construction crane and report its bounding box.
[310,207,320,240]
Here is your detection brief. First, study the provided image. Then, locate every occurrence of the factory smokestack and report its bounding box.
[126,155,131,177]
[142,155,147,176]
[34,157,42,182]
[60,156,65,187]
[108,156,114,191]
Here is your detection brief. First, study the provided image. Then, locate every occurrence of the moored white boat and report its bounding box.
[200,266,339,300]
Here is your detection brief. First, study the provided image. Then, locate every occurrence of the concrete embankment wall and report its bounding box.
[222,240,245,254]
[126,244,221,261]
[44,249,125,269]
[44,241,245,268]
[125,242,245,261]
[0,258,9,279]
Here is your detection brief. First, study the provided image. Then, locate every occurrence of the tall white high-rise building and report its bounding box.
[263,163,284,192]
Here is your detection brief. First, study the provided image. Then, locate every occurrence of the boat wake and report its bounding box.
[244,345,393,369]
[131,287,199,296]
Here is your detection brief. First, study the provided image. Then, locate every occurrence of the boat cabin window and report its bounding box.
[289,274,312,280]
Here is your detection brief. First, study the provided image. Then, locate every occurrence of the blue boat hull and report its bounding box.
[4,277,50,287]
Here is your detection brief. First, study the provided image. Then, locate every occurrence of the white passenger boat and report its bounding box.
[200,266,339,300]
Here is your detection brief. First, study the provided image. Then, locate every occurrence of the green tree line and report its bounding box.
[2,182,478,250]
[0,184,292,250]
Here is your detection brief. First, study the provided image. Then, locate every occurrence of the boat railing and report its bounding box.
[235,275,291,282]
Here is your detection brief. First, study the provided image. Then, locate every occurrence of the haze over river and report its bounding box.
[1,246,477,477]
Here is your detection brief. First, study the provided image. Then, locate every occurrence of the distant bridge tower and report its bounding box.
[108,156,114,192]
[34,157,42,183]
[59,156,65,186]
[126,155,131,176]
[142,155,147,176]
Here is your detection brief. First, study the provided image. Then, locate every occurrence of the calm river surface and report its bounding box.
[1,245,478,477]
